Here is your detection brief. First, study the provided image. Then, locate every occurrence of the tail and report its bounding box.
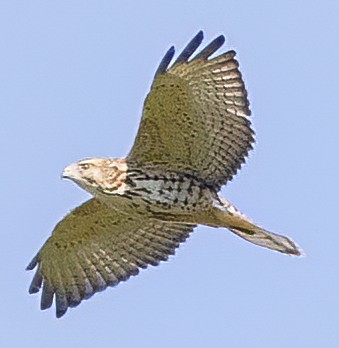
[213,198,302,256]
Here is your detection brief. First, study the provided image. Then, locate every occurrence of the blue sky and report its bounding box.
[2,1,339,347]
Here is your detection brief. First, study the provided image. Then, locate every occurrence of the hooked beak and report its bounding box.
[61,163,78,180]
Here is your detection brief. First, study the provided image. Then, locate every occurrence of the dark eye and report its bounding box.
[79,163,91,170]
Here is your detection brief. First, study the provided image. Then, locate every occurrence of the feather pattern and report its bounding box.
[128,32,253,189]
[27,198,195,317]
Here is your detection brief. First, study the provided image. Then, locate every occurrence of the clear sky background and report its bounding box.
[2,1,339,347]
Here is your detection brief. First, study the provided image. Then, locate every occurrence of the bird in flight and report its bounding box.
[27,31,301,318]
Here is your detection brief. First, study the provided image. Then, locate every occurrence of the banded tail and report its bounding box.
[213,198,302,256]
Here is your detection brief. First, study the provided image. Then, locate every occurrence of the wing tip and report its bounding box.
[172,31,204,66]
[154,31,231,78]
[153,45,175,79]
[28,271,43,294]
[56,307,68,318]
[154,31,206,79]
[194,34,225,60]
[26,254,38,271]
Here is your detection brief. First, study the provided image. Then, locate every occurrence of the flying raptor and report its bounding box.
[27,31,301,318]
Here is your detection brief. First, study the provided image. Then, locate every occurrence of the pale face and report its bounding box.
[62,158,128,196]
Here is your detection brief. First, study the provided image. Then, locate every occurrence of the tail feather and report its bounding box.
[213,198,303,256]
[228,225,302,256]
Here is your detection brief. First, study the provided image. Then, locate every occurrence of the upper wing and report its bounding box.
[26,198,195,318]
[128,31,254,190]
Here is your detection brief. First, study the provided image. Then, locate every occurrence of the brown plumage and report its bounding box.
[27,31,301,318]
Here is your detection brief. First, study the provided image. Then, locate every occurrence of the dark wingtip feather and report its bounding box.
[40,282,54,310]
[194,34,225,60]
[153,46,175,79]
[153,32,227,78]
[56,308,68,318]
[68,296,82,308]
[26,254,38,271]
[28,269,43,294]
[172,31,204,66]
[55,292,69,318]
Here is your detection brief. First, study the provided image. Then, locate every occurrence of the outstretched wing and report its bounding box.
[27,198,195,318]
[128,31,254,190]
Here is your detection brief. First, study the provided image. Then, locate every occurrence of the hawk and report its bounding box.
[27,31,301,318]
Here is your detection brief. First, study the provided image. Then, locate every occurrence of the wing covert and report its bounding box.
[128,31,254,189]
[27,198,195,318]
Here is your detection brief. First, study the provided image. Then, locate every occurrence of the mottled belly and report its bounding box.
[125,169,216,214]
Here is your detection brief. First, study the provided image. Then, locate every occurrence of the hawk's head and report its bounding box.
[62,158,128,196]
